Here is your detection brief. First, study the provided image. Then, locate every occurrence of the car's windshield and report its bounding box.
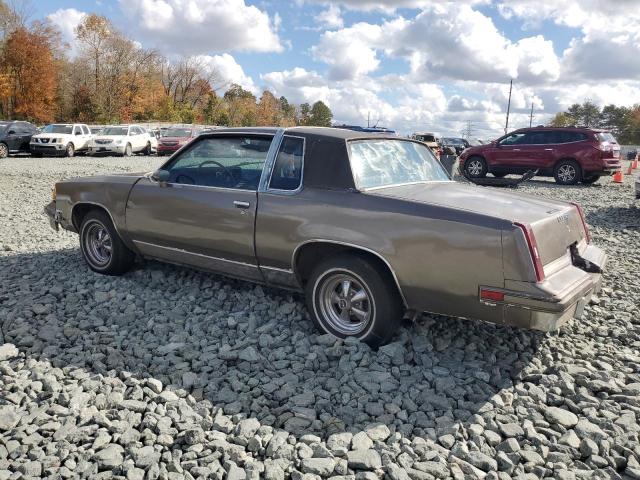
[348,139,450,189]
[102,127,129,136]
[443,138,464,145]
[164,128,193,137]
[43,124,73,134]
[597,132,617,143]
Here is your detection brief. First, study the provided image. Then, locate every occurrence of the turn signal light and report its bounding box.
[480,289,505,302]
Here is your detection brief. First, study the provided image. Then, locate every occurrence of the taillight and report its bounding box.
[514,222,545,282]
[571,202,591,243]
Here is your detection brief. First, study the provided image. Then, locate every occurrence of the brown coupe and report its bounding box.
[45,127,607,346]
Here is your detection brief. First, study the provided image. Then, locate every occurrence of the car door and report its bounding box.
[491,132,529,172]
[4,123,21,151]
[125,134,273,281]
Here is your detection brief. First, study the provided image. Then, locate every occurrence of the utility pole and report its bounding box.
[529,102,534,127]
[367,112,370,128]
[504,79,513,134]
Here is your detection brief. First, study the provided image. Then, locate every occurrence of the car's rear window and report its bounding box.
[596,132,617,143]
[348,139,450,190]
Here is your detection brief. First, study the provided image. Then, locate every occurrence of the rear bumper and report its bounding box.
[157,145,181,154]
[490,245,607,331]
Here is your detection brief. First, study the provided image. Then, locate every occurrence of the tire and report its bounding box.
[123,143,132,157]
[581,174,600,185]
[554,159,582,185]
[464,156,487,178]
[65,143,75,158]
[0,143,8,158]
[143,142,152,156]
[305,254,404,347]
[492,172,507,178]
[79,210,135,276]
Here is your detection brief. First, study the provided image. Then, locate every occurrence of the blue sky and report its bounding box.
[34,0,640,138]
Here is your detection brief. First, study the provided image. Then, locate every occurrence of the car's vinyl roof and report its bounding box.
[213,126,405,141]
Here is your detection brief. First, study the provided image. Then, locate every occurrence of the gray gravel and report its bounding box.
[1,155,639,480]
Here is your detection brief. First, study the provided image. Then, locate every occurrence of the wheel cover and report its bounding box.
[318,272,373,335]
[558,164,576,182]
[467,160,483,176]
[0,144,7,156]
[83,221,112,267]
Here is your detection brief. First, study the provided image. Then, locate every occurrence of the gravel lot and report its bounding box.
[1,155,639,480]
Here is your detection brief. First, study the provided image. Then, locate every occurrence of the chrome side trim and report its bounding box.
[259,128,285,192]
[132,240,259,269]
[260,264,294,274]
[291,239,408,307]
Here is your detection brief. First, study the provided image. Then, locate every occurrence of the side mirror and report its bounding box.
[152,169,170,185]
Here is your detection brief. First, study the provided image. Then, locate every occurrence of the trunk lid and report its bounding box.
[368,182,586,265]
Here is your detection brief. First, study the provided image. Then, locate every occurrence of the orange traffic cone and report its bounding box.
[633,158,638,169]
[627,162,634,175]
[613,170,624,183]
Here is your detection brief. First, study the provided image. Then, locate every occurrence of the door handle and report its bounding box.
[233,201,250,209]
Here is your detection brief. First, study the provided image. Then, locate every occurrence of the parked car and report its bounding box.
[88,125,155,156]
[0,120,38,157]
[30,123,93,157]
[157,126,201,155]
[459,126,622,185]
[412,132,441,158]
[45,127,606,346]
[89,126,104,135]
[441,137,468,156]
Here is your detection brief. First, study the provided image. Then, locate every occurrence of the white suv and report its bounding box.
[30,123,92,157]
[88,125,155,156]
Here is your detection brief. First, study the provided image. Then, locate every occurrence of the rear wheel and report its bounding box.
[0,143,9,158]
[65,143,75,157]
[581,174,600,185]
[305,254,403,347]
[79,210,135,275]
[554,159,581,185]
[123,143,132,157]
[143,142,152,155]
[464,156,487,178]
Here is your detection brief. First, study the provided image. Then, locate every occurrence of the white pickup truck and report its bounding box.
[30,123,93,157]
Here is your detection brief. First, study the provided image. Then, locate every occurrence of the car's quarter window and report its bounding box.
[82,125,90,135]
[164,135,271,190]
[348,139,449,190]
[499,133,527,145]
[269,136,304,191]
[73,126,81,135]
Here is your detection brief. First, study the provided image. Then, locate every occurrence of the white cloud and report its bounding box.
[119,0,282,55]
[317,4,344,29]
[195,54,257,94]
[47,8,87,58]
[305,0,488,13]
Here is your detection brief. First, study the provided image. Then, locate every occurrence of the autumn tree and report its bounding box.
[297,103,311,125]
[256,90,279,126]
[1,26,57,122]
[75,14,110,96]
[224,84,257,126]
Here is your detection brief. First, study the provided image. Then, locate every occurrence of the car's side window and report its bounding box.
[82,125,90,135]
[499,133,527,145]
[269,136,304,191]
[165,136,272,190]
[73,126,81,135]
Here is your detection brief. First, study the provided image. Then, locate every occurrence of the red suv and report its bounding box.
[157,126,201,155]
[459,127,621,185]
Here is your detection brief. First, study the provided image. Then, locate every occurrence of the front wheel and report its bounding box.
[80,210,135,275]
[0,143,9,158]
[123,143,132,157]
[554,160,582,185]
[464,156,487,178]
[65,143,75,157]
[305,254,403,347]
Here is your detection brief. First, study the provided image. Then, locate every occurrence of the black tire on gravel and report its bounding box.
[79,209,135,276]
[464,156,488,178]
[554,159,582,185]
[305,253,404,347]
